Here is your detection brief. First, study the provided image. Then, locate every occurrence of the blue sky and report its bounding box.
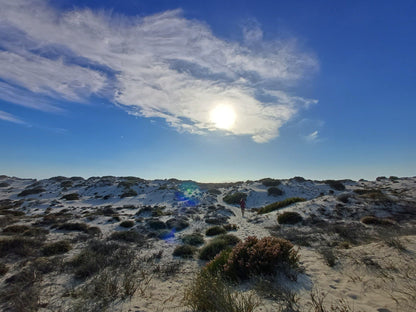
[1,0,415,182]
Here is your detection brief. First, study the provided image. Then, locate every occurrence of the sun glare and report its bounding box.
[210,104,236,130]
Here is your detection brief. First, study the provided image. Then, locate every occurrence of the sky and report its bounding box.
[0,0,415,182]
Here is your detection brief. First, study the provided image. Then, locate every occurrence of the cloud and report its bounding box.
[0,110,28,125]
[0,0,318,142]
[306,130,319,142]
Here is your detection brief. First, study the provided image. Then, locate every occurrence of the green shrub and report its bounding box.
[257,197,306,214]
[18,187,45,197]
[60,180,73,188]
[360,216,395,226]
[206,226,227,236]
[119,220,135,228]
[199,235,240,261]
[205,249,232,275]
[120,189,138,198]
[109,230,146,244]
[277,212,303,224]
[207,189,222,195]
[223,223,238,231]
[166,218,189,231]
[325,180,345,191]
[22,227,50,237]
[42,240,72,256]
[267,187,284,196]
[0,182,9,188]
[0,237,42,257]
[183,270,260,312]
[0,262,8,276]
[58,222,88,232]
[2,225,31,234]
[260,178,281,187]
[182,233,205,246]
[223,192,247,205]
[199,240,231,261]
[222,236,298,280]
[61,193,80,200]
[173,244,197,258]
[147,219,166,230]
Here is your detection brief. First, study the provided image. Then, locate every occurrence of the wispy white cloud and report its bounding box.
[0,110,28,125]
[306,130,319,142]
[0,0,318,142]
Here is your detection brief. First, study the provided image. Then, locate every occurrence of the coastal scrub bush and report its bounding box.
[222,236,298,280]
[2,224,31,234]
[120,189,138,198]
[267,187,284,196]
[257,197,306,214]
[277,212,303,225]
[60,180,73,188]
[182,233,205,246]
[207,189,221,195]
[361,216,395,226]
[61,193,80,200]
[223,223,238,231]
[147,219,166,230]
[42,240,72,256]
[173,244,197,258]
[17,187,45,197]
[325,180,345,191]
[166,217,189,231]
[199,235,240,261]
[0,237,42,257]
[206,225,227,236]
[119,220,135,228]
[183,270,260,312]
[223,192,247,205]
[260,178,281,187]
[109,230,146,244]
[0,182,9,188]
[0,262,8,276]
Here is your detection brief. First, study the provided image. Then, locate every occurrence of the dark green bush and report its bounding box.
[0,262,8,276]
[277,212,303,224]
[166,218,189,231]
[325,180,345,191]
[267,187,284,196]
[199,235,240,261]
[223,192,247,205]
[182,233,205,246]
[220,236,298,280]
[260,178,281,187]
[207,189,221,195]
[147,219,166,230]
[206,226,227,236]
[173,244,197,258]
[257,197,306,214]
[223,224,238,231]
[61,193,80,200]
[42,240,72,256]
[18,187,45,197]
[0,237,42,257]
[361,216,395,226]
[119,220,135,228]
[2,225,31,234]
[60,180,73,188]
[199,240,230,261]
[120,189,138,198]
[0,182,9,188]
[109,230,146,244]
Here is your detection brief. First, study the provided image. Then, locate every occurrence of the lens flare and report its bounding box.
[175,182,200,207]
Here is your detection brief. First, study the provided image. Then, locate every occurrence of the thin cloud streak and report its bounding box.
[0,110,28,125]
[0,0,318,142]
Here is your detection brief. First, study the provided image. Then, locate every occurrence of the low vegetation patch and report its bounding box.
[207,188,221,195]
[223,223,238,231]
[0,262,8,276]
[223,192,247,205]
[173,244,197,258]
[120,189,138,198]
[166,217,189,231]
[42,240,72,256]
[324,180,345,191]
[267,187,284,196]
[119,220,135,228]
[61,193,80,200]
[199,234,240,261]
[17,187,45,197]
[257,197,306,214]
[206,225,227,236]
[109,230,146,244]
[260,178,281,187]
[0,237,42,257]
[277,212,303,225]
[361,216,396,226]
[182,233,205,246]
[57,222,101,235]
[2,224,31,234]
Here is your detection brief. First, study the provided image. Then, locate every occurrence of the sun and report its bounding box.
[209,104,236,130]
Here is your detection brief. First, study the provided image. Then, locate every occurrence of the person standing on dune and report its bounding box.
[240,197,246,217]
